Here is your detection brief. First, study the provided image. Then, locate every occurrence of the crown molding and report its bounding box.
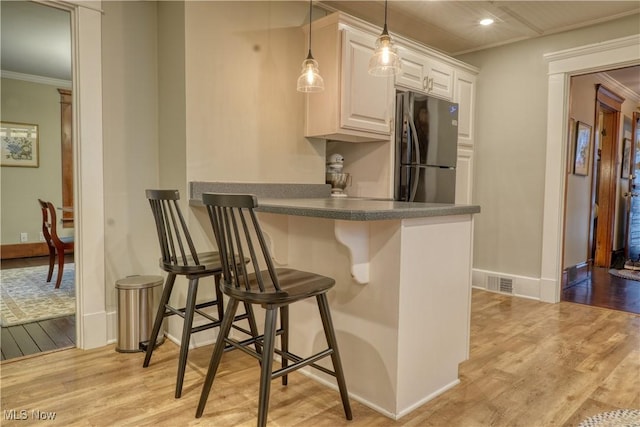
[1,70,72,88]
[597,72,640,104]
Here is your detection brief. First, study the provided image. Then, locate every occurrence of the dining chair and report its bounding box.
[143,189,259,398]
[196,193,352,426]
[38,199,74,288]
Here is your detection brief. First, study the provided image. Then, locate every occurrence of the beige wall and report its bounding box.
[457,13,640,278]
[0,78,70,245]
[183,1,325,186]
[101,1,331,319]
[102,1,161,310]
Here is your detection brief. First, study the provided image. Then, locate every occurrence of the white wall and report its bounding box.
[457,13,640,279]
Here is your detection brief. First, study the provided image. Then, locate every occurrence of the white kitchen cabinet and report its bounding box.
[396,46,455,100]
[304,13,393,143]
[454,71,476,203]
[455,147,474,205]
[454,69,476,148]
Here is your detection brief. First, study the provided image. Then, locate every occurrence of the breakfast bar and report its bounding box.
[190,182,480,419]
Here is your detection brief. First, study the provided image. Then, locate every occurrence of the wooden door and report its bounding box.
[624,112,640,261]
[591,85,623,268]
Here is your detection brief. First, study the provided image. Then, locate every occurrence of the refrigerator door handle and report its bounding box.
[409,166,420,202]
[407,115,420,166]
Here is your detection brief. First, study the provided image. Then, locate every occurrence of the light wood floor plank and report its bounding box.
[1,289,638,426]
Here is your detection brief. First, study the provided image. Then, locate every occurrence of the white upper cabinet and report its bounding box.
[454,69,476,148]
[396,46,455,100]
[304,13,393,142]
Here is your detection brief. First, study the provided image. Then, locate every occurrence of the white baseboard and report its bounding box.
[80,310,109,349]
[472,268,542,301]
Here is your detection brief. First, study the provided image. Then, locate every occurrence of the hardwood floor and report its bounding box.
[0,255,76,361]
[1,289,638,426]
[0,316,75,361]
[562,266,640,315]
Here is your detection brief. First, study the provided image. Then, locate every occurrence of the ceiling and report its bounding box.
[321,1,640,56]
[1,1,638,95]
[0,1,71,81]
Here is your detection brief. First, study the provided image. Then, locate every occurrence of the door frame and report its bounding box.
[41,0,107,349]
[624,112,640,260]
[541,35,640,303]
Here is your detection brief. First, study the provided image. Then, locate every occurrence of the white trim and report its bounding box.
[544,35,640,66]
[472,268,541,300]
[43,0,106,349]
[542,35,640,304]
[0,70,72,88]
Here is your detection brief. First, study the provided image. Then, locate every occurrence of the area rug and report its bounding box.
[578,409,640,427]
[0,264,75,326]
[609,268,640,282]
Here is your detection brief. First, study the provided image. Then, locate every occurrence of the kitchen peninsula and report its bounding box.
[190,182,480,419]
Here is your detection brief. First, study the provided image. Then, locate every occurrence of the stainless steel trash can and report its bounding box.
[115,275,165,353]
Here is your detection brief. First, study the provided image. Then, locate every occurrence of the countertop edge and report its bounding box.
[255,203,480,221]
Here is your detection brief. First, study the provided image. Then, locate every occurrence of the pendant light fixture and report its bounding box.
[369,0,401,76]
[297,0,324,92]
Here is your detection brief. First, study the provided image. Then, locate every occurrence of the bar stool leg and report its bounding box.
[279,305,289,386]
[175,277,199,398]
[143,273,176,368]
[317,294,352,420]
[257,307,278,427]
[244,303,263,356]
[196,298,240,418]
[213,274,224,321]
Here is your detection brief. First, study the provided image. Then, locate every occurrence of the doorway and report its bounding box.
[0,0,108,350]
[561,72,640,315]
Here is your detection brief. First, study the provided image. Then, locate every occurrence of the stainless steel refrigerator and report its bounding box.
[394,91,458,203]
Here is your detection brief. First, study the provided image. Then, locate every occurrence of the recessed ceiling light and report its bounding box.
[480,18,494,26]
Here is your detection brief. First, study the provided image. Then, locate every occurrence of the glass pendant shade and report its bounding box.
[297,52,324,92]
[297,0,324,93]
[369,27,401,76]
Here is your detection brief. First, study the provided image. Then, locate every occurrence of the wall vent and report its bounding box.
[487,275,514,294]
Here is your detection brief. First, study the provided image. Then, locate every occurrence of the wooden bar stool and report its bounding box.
[143,189,259,398]
[196,193,352,426]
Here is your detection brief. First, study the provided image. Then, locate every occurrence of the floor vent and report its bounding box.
[487,275,514,294]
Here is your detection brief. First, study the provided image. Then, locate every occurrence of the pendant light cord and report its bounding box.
[382,0,389,35]
[307,0,313,59]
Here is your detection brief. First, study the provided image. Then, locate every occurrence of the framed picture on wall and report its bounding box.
[621,138,631,179]
[0,122,39,167]
[574,121,592,176]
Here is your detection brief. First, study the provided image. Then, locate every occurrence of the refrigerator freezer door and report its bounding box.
[410,97,458,167]
[403,165,456,204]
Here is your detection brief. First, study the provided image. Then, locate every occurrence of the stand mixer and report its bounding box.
[326,153,350,197]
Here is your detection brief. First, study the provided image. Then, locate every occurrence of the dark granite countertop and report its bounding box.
[189,182,480,221]
[256,198,480,221]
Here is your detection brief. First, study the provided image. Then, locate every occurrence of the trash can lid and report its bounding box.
[115,275,164,290]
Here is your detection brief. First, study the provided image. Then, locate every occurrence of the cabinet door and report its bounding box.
[455,147,473,204]
[340,28,392,135]
[454,70,476,147]
[425,59,454,100]
[396,47,427,92]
